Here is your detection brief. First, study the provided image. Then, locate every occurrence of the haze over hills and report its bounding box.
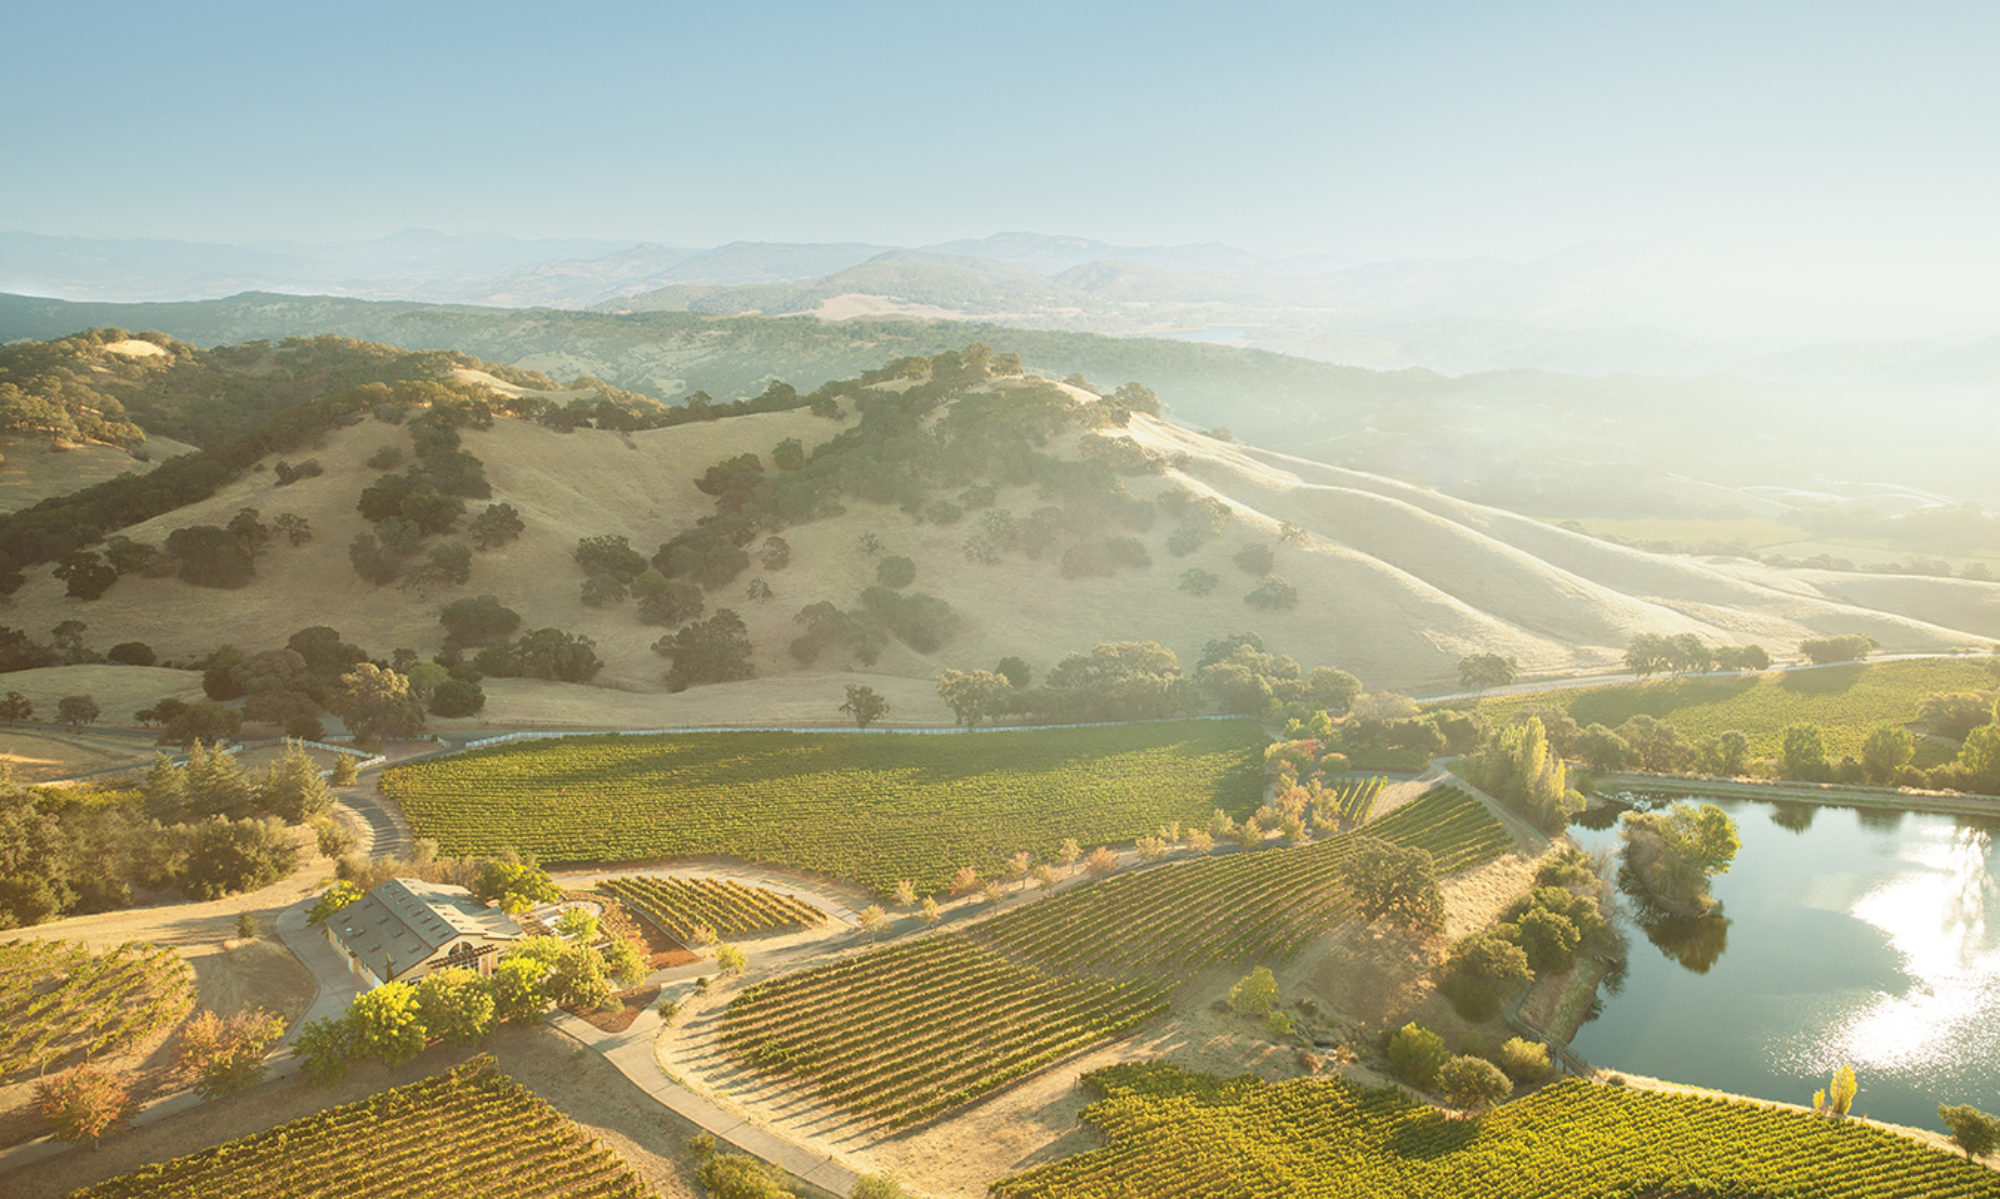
[11,230,1999,385]
[5,290,1993,519]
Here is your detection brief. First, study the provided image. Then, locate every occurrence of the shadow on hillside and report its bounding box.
[1775,664,1864,696]
[1566,675,1759,728]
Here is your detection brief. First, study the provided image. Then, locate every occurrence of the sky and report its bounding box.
[4,1,1998,336]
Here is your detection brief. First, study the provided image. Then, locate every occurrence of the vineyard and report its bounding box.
[598,875,823,941]
[66,1056,654,1199]
[0,940,193,1078]
[722,936,1167,1126]
[1459,657,1999,761]
[720,786,1511,1125]
[974,785,1511,977]
[382,721,1265,894]
[993,1063,2000,1198]
[1326,774,1383,825]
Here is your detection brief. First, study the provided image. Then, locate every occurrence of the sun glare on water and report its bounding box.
[1784,825,2000,1085]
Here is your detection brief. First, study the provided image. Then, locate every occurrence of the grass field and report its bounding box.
[993,1063,2000,1198]
[0,941,193,1080]
[720,787,1511,1126]
[1556,514,1812,549]
[64,1057,652,1199]
[1453,658,1998,760]
[383,721,1267,895]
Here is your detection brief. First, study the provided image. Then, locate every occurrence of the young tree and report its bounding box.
[1006,850,1034,890]
[1439,1054,1513,1115]
[1825,1062,1858,1116]
[857,904,889,940]
[595,934,644,988]
[177,1008,286,1097]
[919,897,941,924]
[840,684,890,729]
[1083,846,1119,876]
[36,1067,136,1149]
[349,981,428,1066]
[1057,838,1082,874]
[714,942,748,975]
[1939,1103,2000,1160]
[893,879,917,908]
[330,752,360,786]
[416,968,497,1046]
[56,695,100,731]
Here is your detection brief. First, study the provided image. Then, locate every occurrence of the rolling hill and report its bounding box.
[6,289,1984,519]
[1,342,1990,731]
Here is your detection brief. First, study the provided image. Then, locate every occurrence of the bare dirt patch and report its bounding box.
[567,987,662,1035]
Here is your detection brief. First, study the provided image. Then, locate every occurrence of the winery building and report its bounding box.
[323,877,526,988]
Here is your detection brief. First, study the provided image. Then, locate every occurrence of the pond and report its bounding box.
[1567,797,2000,1129]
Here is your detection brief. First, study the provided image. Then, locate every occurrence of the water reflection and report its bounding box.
[1569,802,2000,1127]
[1768,801,1816,834]
[1634,902,1733,973]
[1855,806,1906,832]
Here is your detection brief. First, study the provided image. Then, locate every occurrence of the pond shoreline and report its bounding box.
[1588,770,2000,820]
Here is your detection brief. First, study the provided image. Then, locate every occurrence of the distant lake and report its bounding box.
[1568,797,2000,1129]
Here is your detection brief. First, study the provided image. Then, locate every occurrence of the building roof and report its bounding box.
[329,878,524,983]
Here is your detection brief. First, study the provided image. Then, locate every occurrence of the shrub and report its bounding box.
[1386,1022,1449,1089]
[1228,966,1279,1018]
[428,679,486,717]
[876,555,917,588]
[697,1152,796,1199]
[1498,1036,1552,1084]
[1437,931,1531,1022]
[348,981,427,1066]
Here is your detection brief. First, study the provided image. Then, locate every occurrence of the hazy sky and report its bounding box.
[5,1,1997,334]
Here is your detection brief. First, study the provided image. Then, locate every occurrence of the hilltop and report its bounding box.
[5,290,1982,522]
[0,340,1990,731]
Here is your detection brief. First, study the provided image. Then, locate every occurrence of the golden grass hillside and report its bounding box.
[3,380,1994,728]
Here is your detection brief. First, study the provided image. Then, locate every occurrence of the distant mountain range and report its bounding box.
[5,229,1999,387]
